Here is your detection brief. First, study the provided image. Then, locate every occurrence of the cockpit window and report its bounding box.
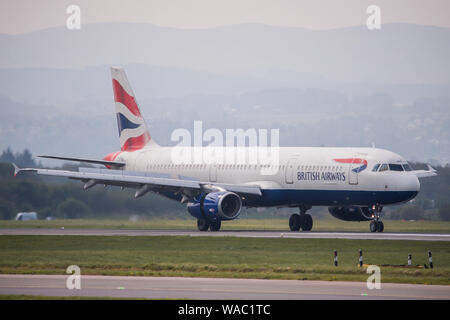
[389,164,404,171]
[378,164,389,172]
[402,164,412,171]
[372,164,380,172]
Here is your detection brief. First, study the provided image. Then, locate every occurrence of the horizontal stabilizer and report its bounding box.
[37,155,125,167]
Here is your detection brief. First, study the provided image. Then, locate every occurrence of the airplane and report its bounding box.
[12,67,438,232]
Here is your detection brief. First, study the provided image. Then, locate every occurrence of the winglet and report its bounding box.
[11,163,20,177]
[414,164,438,178]
[11,163,37,177]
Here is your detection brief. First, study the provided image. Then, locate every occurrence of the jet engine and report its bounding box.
[187,191,242,221]
[328,206,374,221]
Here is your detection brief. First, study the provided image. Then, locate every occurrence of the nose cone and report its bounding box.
[412,175,420,193]
[406,173,420,192]
[401,174,420,202]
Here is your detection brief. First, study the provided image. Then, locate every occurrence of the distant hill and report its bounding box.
[1,22,449,84]
[1,65,450,107]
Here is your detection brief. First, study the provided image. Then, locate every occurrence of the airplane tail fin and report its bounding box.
[111,67,159,151]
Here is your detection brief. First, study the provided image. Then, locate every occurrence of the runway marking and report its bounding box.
[0,229,449,241]
[1,276,449,299]
[1,284,446,299]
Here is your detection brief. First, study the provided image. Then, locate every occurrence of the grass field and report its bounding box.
[0,235,449,285]
[1,218,450,233]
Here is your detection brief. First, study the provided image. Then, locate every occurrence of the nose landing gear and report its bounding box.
[370,205,384,233]
[370,220,384,232]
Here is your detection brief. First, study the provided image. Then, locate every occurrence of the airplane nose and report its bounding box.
[402,174,420,202]
[396,173,420,192]
[411,174,420,193]
[387,173,420,203]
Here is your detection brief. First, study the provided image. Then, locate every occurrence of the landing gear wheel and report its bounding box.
[370,220,378,233]
[376,221,384,233]
[289,214,301,231]
[369,204,384,233]
[290,206,313,232]
[197,218,210,231]
[301,214,313,231]
[210,220,221,231]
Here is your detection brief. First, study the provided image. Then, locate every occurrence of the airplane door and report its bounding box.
[285,159,295,184]
[209,164,217,182]
[348,157,359,185]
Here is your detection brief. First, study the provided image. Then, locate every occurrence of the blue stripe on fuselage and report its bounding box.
[352,164,367,173]
[242,189,418,207]
[157,189,417,208]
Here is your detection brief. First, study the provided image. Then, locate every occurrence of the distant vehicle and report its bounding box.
[15,212,38,221]
[12,67,437,232]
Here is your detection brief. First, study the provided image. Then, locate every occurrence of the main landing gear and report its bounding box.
[369,205,384,233]
[289,206,313,232]
[197,218,221,231]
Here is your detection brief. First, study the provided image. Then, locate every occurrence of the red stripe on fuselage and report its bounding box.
[104,151,122,162]
[103,151,123,169]
[112,79,142,117]
[334,158,367,165]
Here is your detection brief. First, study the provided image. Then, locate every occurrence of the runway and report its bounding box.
[0,274,448,300]
[1,228,449,241]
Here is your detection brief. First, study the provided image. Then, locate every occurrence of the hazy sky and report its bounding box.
[0,0,449,34]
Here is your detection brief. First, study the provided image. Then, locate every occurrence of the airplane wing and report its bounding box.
[413,164,438,178]
[11,164,262,199]
[37,155,125,168]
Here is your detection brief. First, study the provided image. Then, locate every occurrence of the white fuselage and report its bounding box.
[110,146,420,208]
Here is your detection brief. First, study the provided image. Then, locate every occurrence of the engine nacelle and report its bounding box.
[187,191,242,221]
[328,206,374,221]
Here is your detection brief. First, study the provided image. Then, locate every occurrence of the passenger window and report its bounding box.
[372,164,381,172]
[389,164,404,171]
[379,164,389,172]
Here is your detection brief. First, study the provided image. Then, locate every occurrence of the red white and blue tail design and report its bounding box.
[111,67,158,151]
